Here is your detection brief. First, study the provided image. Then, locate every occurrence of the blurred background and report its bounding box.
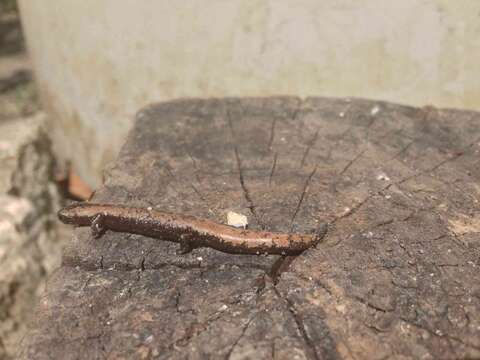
[1,2,55,359]
[0,1,479,358]
[17,1,480,188]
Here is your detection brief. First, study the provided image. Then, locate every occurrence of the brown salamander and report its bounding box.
[58,203,327,255]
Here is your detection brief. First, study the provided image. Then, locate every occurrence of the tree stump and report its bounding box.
[20,97,480,359]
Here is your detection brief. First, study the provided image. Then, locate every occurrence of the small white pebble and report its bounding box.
[145,335,154,343]
[147,206,153,211]
[371,105,380,115]
[281,137,286,142]
[106,321,111,325]
[430,273,434,277]
[376,173,391,181]
[339,112,345,117]
[227,211,248,229]
[197,257,203,262]
[385,195,391,199]
[219,304,228,311]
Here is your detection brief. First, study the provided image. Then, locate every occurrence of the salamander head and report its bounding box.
[58,203,94,226]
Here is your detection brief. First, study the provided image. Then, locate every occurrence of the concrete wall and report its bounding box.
[18,1,480,187]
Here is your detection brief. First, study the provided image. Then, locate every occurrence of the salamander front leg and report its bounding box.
[176,234,194,255]
[91,214,106,238]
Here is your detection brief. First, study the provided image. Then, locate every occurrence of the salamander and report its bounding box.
[58,203,327,255]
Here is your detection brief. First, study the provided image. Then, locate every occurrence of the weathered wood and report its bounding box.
[21,97,480,359]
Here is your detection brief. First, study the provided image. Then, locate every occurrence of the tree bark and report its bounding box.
[20,97,480,359]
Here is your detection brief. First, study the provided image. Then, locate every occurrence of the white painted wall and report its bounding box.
[18,1,480,187]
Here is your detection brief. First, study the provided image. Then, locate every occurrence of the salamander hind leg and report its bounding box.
[91,214,106,238]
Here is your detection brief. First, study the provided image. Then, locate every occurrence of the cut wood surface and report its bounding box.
[20,97,480,359]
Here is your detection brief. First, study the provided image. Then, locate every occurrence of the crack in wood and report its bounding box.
[272,287,321,360]
[337,148,367,179]
[292,100,303,136]
[300,129,320,167]
[163,165,182,193]
[185,148,204,185]
[352,295,394,313]
[289,165,318,231]
[226,107,264,228]
[163,155,211,209]
[225,316,255,359]
[190,183,206,201]
[398,135,480,185]
[268,152,278,186]
[266,118,277,152]
[390,138,416,160]
[233,145,263,227]
[371,126,405,147]
[323,121,356,163]
[331,148,367,192]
